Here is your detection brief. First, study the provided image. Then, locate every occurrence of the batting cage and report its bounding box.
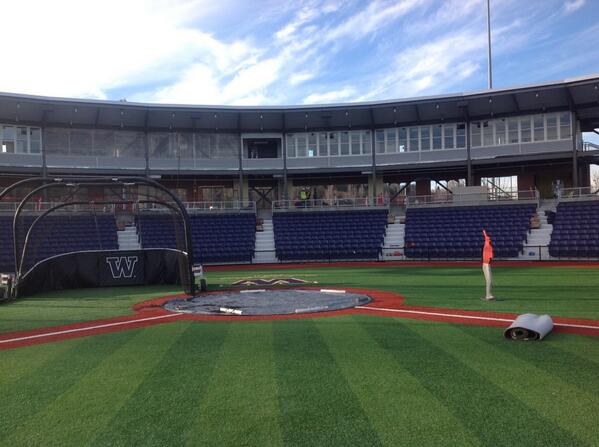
[0,176,196,300]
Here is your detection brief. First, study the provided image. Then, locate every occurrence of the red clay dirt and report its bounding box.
[2,281,599,350]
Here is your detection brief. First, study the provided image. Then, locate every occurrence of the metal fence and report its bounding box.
[272,197,389,212]
[248,245,598,265]
[559,187,599,202]
[406,189,539,207]
[0,200,257,213]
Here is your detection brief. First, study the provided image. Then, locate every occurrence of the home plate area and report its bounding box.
[231,278,313,286]
[163,289,371,316]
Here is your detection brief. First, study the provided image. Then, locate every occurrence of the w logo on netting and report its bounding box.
[105,256,139,279]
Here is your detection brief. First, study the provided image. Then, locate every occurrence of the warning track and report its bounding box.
[2,286,599,350]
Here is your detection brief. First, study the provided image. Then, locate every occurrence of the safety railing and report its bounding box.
[272,197,389,212]
[247,244,598,265]
[406,189,539,207]
[0,200,257,213]
[558,187,599,202]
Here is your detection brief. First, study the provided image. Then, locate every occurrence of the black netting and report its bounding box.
[2,177,195,298]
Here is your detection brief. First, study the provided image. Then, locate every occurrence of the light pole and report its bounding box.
[487,0,493,89]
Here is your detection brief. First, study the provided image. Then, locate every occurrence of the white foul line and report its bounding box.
[0,313,180,345]
[356,306,599,331]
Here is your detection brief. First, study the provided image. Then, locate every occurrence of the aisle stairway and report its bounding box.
[118,226,141,250]
[518,201,555,260]
[253,219,278,263]
[381,220,405,260]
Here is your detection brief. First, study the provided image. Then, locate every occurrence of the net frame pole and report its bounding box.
[7,176,196,295]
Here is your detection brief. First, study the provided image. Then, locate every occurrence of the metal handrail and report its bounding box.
[0,200,257,213]
[406,189,539,207]
[558,187,599,202]
[272,197,389,212]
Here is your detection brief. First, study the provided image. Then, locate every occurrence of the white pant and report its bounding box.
[482,263,493,299]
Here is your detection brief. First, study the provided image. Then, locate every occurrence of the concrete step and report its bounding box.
[253,252,278,263]
[118,235,139,241]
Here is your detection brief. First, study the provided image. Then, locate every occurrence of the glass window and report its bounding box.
[559,112,571,139]
[471,122,482,147]
[329,132,338,156]
[15,139,27,153]
[340,131,350,155]
[16,127,28,153]
[443,125,454,149]
[3,125,15,140]
[508,119,519,144]
[308,133,317,157]
[195,134,211,159]
[409,127,419,151]
[149,132,170,158]
[362,130,371,154]
[420,126,430,151]
[533,116,544,141]
[175,132,193,159]
[456,123,466,148]
[350,131,361,155]
[296,134,307,157]
[70,129,93,156]
[318,132,328,156]
[482,121,493,146]
[520,117,531,142]
[398,128,407,152]
[495,119,506,145]
[386,128,397,153]
[44,127,68,155]
[29,128,41,154]
[214,134,239,159]
[546,115,558,140]
[375,130,385,154]
[432,125,442,150]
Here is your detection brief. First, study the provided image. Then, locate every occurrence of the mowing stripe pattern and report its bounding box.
[1,316,598,446]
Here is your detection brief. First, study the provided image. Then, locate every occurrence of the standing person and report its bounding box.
[482,229,494,300]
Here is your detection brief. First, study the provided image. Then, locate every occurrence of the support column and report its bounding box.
[286,178,294,201]
[144,131,150,177]
[282,114,288,201]
[466,121,473,186]
[369,174,384,204]
[572,118,579,188]
[41,126,48,178]
[415,179,431,196]
[242,176,249,203]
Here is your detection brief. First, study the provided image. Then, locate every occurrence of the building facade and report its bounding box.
[1,75,598,206]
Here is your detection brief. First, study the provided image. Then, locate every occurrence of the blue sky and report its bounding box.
[0,0,597,106]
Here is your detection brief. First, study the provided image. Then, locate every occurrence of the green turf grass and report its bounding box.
[1,265,599,334]
[1,265,599,445]
[1,316,598,446]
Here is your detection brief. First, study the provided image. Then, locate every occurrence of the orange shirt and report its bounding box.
[482,231,493,264]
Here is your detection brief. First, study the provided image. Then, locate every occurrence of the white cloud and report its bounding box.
[325,0,428,42]
[0,0,234,99]
[564,0,585,13]
[356,31,486,101]
[303,87,357,104]
[290,72,316,86]
[1,0,595,108]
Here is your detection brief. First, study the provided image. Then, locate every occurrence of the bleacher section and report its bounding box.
[549,201,599,257]
[0,214,118,272]
[137,213,256,264]
[273,210,387,261]
[404,204,536,259]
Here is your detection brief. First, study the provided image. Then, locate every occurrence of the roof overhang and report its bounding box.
[1,74,598,132]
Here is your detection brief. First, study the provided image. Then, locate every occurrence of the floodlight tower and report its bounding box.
[487,0,493,89]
